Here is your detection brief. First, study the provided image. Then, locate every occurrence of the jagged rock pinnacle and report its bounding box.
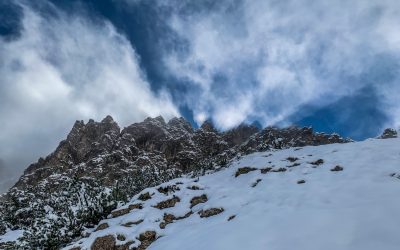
[200,119,217,132]
[101,115,115,123]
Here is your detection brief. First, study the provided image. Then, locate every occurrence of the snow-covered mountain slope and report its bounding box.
[0,116,349,249]
[63,137,400,250]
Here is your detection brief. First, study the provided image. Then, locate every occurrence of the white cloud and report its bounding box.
[161,0,400,130]
[0,2,179,192]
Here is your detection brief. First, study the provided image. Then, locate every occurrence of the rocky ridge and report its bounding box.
[0,116,350,249]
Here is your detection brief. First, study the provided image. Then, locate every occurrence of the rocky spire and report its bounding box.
[143,116,166,126]
[101,115,115,124]
[167,117,193,133]
[200,119,217,133]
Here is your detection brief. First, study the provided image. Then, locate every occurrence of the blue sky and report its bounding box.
[0,0,400,182]
[46,0,398,140]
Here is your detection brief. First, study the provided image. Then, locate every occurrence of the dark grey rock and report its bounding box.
[379,128,398,139]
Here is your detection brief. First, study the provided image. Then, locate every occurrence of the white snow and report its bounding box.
[0,229,24,243]
[65,138,400,250]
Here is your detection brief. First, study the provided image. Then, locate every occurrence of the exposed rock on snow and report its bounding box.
[190,194,208,208]
[227,215,236,221]
[90,235,119,250]
[378,128,398,139]
[251,179,262,187]
[153,196,180,210]
[234,167,258,177]
[330,165,344,172]
[309,158,324,166]
[297,179,306,184]
[122,219,143,227]
[271,167,287,172]
[187,185,202,190]
[198,208,225,218]
[95,223,109,232]
[159,211,192,229]
[157,185,180,195]
[286,156,299,162]
[260,167,273,174]
[137,231,157,250]
[138,193,152,201]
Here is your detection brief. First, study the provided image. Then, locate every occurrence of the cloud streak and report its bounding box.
[0,1,179,193]
[154,0,400,130]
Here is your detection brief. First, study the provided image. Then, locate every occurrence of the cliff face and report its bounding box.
[0,116,350,249]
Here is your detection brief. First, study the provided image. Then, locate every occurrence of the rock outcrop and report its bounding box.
[378,128,398,139]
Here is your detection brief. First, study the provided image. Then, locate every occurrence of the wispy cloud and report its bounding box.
[152,0,400,130]
[0,1,179,192]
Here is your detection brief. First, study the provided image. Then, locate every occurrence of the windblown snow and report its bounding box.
[53,138,400,249]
